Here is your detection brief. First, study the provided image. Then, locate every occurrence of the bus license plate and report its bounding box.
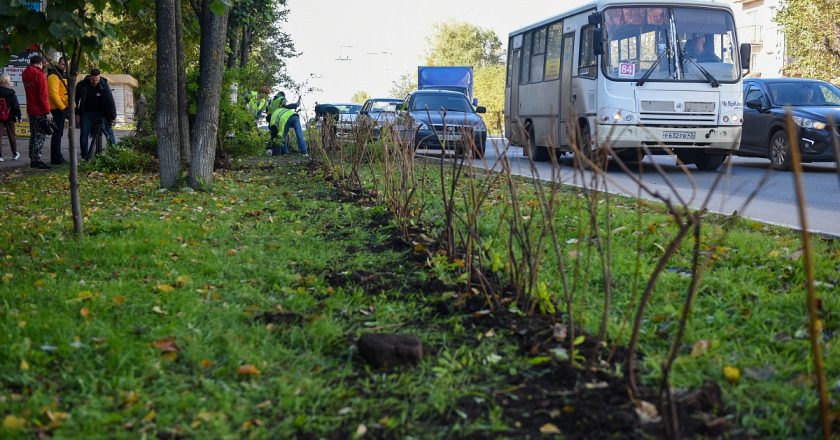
[662,131,696,141]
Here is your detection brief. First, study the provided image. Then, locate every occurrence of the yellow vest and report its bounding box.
[270,107,295,130]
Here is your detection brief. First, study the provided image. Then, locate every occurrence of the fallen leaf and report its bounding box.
[634,400,661,424]
[155,283,175,293]
[238,364,260,376]
[539,423,561,434]
[113,295,126,305]
[355,423,368,437]
[691,340,712,357]
[153,337,180,353]
[2,273,13,283]
[142,410,156,422]
[20,360,29,371]
[123,391,140,407]
[80,307,91,319]
[723,365,741,384]
[3,415,26,430]
[413,243,426,253]
[152,306,167,315]
[175,275,191,287]
[200,359,213,369]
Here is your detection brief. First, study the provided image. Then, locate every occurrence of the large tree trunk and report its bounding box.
[68,41,84,238]
[239,26,251,68]
[157,0,181,187]
[175,0,191,166]
[189,0,230,190]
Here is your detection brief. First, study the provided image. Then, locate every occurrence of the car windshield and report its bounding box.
[604,6,739,82]
[368,101,401,112]
[410,94,472,113]
[334,104,362,114]
[767,82,840,106]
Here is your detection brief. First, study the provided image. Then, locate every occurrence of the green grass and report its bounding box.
[0,155,838,438]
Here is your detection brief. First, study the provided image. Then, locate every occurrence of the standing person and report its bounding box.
[22,55,53,169]
[0,74,22,162]
[75,68,116,160]
[47,57,68,164]
[268,94,309,157]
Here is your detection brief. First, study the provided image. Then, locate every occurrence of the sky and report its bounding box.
[282,0,592,106]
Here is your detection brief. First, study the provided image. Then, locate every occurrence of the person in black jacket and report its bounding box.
[0,73,22,161]
[75,68,117,160]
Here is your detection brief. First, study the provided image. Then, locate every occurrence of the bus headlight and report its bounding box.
[721,113,742,125]
[599,108,636,125]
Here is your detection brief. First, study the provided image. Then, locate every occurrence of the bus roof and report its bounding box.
[508,0,735,38]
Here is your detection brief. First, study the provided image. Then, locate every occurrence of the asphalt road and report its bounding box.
[471,137,840,237]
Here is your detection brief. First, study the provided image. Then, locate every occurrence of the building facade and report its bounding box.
[730,0,789,78]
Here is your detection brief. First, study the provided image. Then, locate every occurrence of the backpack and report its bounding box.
[0,97,9,122]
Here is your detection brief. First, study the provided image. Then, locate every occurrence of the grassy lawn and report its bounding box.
[1,155,838,438]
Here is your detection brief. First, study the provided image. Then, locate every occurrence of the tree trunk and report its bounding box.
[189,0,230,190]
[175,0,191,166]
[157,0,181,187]
[239,26,251,68]
[226,25,240,69]
[68,42,84,238]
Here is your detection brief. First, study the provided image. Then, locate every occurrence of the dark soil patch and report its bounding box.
[317,166,749,439]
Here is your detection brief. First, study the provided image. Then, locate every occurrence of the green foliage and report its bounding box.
[0,0,144,66]
[424,21,504,68]
[351,90,370,104]
[389,72,417,98]
[474,65,506,134]
[117,133,158,156]
[775,0,840,82]
[83,145,156,172]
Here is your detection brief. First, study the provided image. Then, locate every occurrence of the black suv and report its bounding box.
[740,78,840,170]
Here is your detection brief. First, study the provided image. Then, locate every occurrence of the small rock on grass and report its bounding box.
[357,333,424,368]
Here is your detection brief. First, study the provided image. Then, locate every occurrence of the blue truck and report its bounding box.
[417,66,477,106]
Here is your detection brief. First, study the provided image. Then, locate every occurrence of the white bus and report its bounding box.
[504,0,751,170]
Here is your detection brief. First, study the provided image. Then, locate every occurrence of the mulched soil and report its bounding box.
[319,164,754,439]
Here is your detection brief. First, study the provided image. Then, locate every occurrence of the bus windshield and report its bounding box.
[603,7,738,83]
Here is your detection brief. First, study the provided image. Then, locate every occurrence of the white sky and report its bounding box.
[282,0,592,106]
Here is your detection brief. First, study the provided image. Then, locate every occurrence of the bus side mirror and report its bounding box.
[593,28,604,56]
[740,43,751,70]
[588,12,602,25]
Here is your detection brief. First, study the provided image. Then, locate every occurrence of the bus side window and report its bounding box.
[579,25,598,78]
[521,32,532,84]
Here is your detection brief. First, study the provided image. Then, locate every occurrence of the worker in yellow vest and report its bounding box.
[268,93,308,157]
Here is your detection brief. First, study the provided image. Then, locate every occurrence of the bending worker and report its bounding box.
[268,93,309,157]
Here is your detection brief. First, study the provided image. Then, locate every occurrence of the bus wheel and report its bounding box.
[694,152,727,171]
[676,151,695,166]
[615,148,644,164]
[528,125,549,162]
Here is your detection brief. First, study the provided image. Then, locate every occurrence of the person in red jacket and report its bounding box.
[22,55,54,169]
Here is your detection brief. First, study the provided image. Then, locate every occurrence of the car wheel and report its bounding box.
[527,124,549,162]
[694,152,727,171]
[769,131,792,171]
